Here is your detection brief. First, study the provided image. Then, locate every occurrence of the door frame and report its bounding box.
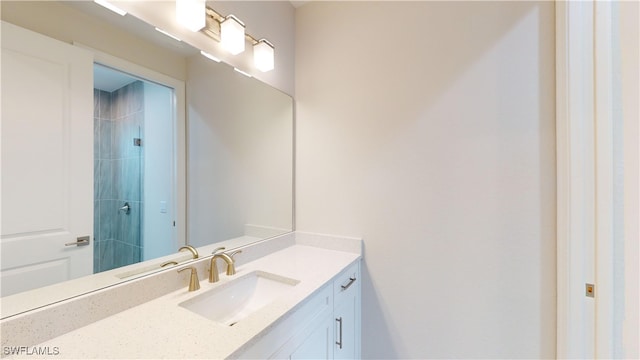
[76,44,187,252]
[556,1,638,358]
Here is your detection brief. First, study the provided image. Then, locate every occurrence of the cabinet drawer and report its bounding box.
[333,261,360,304]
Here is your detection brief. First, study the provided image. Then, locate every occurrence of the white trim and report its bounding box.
[620,1,640,358]
[556,1,596,358]
[594,2,616,357]
[74,43,188,249]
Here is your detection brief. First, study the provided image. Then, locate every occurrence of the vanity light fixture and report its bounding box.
[176,0,205,32]
[200,50,221,63]
[155,27,182,42]
[253,39,275,72]
[93,0,127,16]
[220,15,245,55]
[233,68,253,78]
[199,6,277,71]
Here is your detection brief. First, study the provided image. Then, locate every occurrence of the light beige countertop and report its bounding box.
[23,244,360,359]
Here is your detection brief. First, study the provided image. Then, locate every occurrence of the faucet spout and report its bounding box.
[208,250,242,282]
[178,245,199,259]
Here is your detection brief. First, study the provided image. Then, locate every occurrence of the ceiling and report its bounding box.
[93,64,138,92]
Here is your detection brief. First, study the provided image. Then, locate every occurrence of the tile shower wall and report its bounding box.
[94,81,144,273]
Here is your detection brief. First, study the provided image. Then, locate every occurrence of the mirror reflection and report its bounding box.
[0,0,293,319]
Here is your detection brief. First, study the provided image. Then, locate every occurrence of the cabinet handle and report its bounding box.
[335,317,343,349]
[340,277,356,291]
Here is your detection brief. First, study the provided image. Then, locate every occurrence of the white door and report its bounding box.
[1,21,93,297]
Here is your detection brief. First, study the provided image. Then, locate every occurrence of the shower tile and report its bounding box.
[93,118,99,158]
[112,119,124,159]
[99,90,111,120]
[99,120,113,160]
[93,160,100,200]
[99,200,116,241]
[117,113,141,159]
[120,115,133,159]
[130,81,144,114]
[116,202,140,247]
[98,160,113,200]
[113,241,135,268]
[99,240,115,272]
[111,87,123,119]
[93,200,100,241]
[112,159,123,200]
[127,202,141,247]
[133,246,142,263]
[93,237,101,274]
[115,204,128,244]
[118,84,131,118]
[93,89,99,118]
[117,158,141,202]
[93,246,100,274]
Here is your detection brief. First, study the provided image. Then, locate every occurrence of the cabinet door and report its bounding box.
[333,261,361,360]
[290,315,334,360]
[334,293,359,360]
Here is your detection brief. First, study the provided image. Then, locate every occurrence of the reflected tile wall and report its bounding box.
[93,81,144,273]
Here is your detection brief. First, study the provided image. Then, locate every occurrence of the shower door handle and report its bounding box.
[65,236,90,247]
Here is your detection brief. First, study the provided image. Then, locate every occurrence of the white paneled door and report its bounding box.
[1,21,93,297]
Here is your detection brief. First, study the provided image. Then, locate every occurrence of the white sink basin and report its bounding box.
[179,271,300,326]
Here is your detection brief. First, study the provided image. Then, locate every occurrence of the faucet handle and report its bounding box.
[226,250,242,275]
[211,246,226,255]
[177,267,200,291]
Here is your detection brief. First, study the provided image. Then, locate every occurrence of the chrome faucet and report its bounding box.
[208,247,242,283]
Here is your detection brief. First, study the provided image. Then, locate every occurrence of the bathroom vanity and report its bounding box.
[0,232,361,359]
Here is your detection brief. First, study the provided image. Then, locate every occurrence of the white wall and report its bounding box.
[295,2,556,358]
[0,1,187,81]
[187,55,293,247]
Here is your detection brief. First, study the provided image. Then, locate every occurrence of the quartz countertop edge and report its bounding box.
[21,245,360,359]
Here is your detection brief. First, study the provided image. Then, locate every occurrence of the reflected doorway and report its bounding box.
[93,63,177,273]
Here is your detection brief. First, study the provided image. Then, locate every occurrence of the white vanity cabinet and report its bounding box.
[333,261,361,360]
[236,260,361,360]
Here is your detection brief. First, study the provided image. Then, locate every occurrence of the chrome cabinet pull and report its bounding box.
[335,317,343,349]
[340,277,356,291]
[65,236,90,247]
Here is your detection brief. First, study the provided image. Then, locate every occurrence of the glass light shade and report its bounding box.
[221,15,245,55]
[253,39,275,72]
[176,0,205,32]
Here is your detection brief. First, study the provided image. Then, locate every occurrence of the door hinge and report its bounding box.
[586,283,595,298]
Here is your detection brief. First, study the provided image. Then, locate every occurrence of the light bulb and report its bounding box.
[220,15,245,55]
[176,0,205,32]
[253,39,275,72]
